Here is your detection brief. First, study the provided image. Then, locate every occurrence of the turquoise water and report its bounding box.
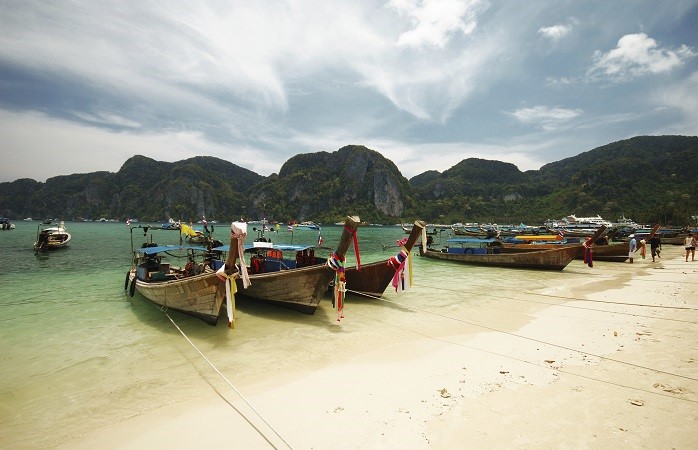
[0,221,602,448]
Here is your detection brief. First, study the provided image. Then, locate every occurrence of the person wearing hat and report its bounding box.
[628,234,637,263]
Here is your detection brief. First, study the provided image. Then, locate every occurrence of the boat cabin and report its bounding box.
[134,244,210,282]
[212,242,325,274]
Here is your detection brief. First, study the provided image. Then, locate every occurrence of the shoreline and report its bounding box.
[62,248,697,449]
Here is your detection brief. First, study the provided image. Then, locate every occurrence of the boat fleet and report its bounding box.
[7,214,695,327]
[122,213,693,327]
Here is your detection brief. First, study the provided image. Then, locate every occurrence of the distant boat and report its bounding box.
[292,221,321,231]
[0,218,15,230]
[34,221,71,251]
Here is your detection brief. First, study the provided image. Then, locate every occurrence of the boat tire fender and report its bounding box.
[124,271,130,290]
[465,248,474,254]
[129,277,137,297]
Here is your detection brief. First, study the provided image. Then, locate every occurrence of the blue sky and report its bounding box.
[1,0,696,182]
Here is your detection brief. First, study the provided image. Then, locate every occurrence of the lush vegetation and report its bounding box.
[1,136,696,226]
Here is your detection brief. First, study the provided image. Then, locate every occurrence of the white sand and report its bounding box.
[64,248,698,449]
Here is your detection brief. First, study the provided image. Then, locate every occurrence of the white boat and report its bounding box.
[34,221,72,251]
[0,218,15,230]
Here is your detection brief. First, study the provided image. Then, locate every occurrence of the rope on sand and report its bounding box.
[411,283,698,312]
[349,305,698,404]
[344,289,698,384]
[163,311,294,450]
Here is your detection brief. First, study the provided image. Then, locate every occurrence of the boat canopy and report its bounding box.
[212,243,315,252]
[446,238,498,244]
[135,244,208,255]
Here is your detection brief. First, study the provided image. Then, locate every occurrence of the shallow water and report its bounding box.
[0,221,606,448]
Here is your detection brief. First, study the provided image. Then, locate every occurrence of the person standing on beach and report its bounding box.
[649,234,662,262]
[628,234,637,263]
[685,233,696,262]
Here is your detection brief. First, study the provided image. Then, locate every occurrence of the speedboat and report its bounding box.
[0,218,15,230]
[34,221,72,251]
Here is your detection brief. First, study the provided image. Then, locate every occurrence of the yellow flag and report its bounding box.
[180,223,198,237]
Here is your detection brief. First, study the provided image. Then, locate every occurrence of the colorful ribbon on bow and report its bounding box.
[388,247,412,292]
[327,251,346,321]
[216,266,238,328]
[231,222,251,288]
[583,239,593,268]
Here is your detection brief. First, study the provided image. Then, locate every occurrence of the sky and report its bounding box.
[1,0,697,183]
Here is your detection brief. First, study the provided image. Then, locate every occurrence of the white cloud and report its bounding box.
[0,110,277,182]
[587,33,696,81]
[510,106,582,130]
[388,0,485,48]
[538,24,571,41]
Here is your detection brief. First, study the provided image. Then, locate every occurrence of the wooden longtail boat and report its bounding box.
[125,224,236,326]
[229,215,361,314]
[420,237,579,270]
[500,242,629,262]
[344,220,426,298]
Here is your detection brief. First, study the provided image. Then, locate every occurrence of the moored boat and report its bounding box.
[420,237,579,270]
[0,217,15,230]
[34,221,71,251]
[125,223,238,326]
[345,220,426,298]
[500,241,629,262]
[222,216,360,314]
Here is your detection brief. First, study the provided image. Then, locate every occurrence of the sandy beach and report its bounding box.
[63,247,697,449]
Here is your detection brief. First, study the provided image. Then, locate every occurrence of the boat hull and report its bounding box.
[235,264,335,314]
[345,220,426,298]
[129,270,226,325]
[421,245,578,270]
[344,260,395,298]
[501,242,629,262]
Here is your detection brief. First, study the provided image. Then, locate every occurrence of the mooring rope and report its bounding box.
[348,305,698,404]
[411,283,698,312]
[344,289,697,383]
[163,311,294,450]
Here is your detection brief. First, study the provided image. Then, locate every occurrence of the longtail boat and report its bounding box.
[420,237,579,270]
[125,223,237,326]
[226,215,361,314]
[498,227,628,262]
[344,220,426,298]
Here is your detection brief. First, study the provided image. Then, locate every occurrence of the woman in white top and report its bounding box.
[685,233,696,262]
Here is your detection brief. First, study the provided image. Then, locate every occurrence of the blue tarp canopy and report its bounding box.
[212,243,314,252]
[135,244,208,255]
[446,238,498,244]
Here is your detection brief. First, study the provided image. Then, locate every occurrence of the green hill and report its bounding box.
[0,136,696,226]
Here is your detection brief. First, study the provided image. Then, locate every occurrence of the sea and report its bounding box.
[0,220,607,448]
